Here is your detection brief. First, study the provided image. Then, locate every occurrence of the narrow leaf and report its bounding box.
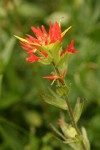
[73,98,84,123]
[50,123,66,141]
[81,127,90,150]
[41,88,68,110]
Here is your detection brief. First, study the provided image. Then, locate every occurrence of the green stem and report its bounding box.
[65,98,86,150]
[52,63,86,150]
[65,97,80,134]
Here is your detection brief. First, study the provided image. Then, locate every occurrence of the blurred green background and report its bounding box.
[0,0,100,150]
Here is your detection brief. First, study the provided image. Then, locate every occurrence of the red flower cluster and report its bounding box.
[17,22,77,63]
[20,22,62,62]
[16,22,77,82]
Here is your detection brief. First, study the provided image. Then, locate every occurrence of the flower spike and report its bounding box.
[15,22,77,66]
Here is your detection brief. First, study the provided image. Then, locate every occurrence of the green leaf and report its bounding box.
[41,88,68,110]
[73,98,84,123]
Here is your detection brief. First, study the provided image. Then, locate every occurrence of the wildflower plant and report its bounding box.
[15,22,90,150]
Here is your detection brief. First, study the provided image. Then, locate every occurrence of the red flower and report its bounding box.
[31,22,62,45]
[43,70,66,85]
[26,53,40,63]
[18,22,62,63]
[43,75,57,80]
[49,22,62,43]
[15,23,73,64]
[60,40,77,56]
[43,70,66,80]
[66,40,77,53]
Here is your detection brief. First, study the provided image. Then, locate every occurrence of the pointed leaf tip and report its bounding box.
[62,26,72,37]
[14,35,28,43]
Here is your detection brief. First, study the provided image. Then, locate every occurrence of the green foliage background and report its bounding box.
[0,0,100,149]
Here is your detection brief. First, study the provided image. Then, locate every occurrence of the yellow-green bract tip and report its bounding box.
[14,35,28,43]
[61,26,72,37]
